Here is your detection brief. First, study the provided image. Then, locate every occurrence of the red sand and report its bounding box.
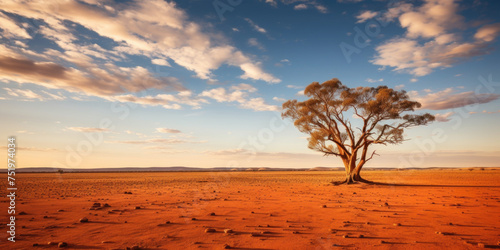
[1,169,499,249]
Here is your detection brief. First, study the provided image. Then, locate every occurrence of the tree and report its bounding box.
[281,78,435,184]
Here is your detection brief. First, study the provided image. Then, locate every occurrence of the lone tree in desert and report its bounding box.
[282,78,435,184]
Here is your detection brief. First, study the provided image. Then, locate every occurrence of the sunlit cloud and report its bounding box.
[409,87,500,110]
[156,128,182,134]
[371,0,500,77]
[434,112,455,122]
[200,84,279,111]
[67,127,110,133]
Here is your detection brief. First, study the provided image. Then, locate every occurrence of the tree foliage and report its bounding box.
[282,78,435,184]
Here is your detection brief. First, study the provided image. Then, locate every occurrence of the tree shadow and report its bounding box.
[331,179,500,188]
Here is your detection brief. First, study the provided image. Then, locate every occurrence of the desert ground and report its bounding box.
[1,169,499,249]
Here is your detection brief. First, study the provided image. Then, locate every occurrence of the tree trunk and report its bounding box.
[339,156,365,184]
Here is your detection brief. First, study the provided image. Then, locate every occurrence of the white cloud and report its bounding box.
[151,58,171,66]
[410,78,418,82]
[409,87,500,110]
[200,84,278,111]
[434,112,455,122]
[356,10,378,23]
[240,63,281,83]
[372,0,500,77]
[366,78,383,83]
[248,38,265,51]
[294,4,308,10]
[245,18,267,34]
[286,85,302,89]
[263,0,327,13]
[156,128,181,134]
[273,97,286,102]
[394,84,405,90]
[107,138,188,144]
[4,87,44,100]
[0,0,280,96]
[0,12,31,39]
[474,23,500,42]
[68,127,109,133]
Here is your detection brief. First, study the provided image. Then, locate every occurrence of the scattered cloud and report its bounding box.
[67,127,109,133]
[156,128,182,134]
[151,58,171,67]
[474,23,500,42]
[297,90,305,96]
[107,138,187,144]
[470,110,500,115]
[286,85,302,89]
[207,148,248,155]
[356,10,378,23]
[273,97,286,102]
[434,112,455,122]
[366,78,383,83]
[337,0,363,3]
[372,0,500,77]
[263,0,327,13]
[200,84,278,111]
[294,4,308,10]
[409,87,500,110]
[0,0,280,105]
[245,18,267,34]
[410,78,418,83]
[248,38,265,51]
[4,87,43,100]
[0,146,59,152]
[394,84,405,90]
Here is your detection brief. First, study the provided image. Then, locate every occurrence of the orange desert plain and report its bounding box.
[1,169,499,249]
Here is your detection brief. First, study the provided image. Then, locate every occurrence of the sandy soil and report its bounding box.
[1,169,499,249]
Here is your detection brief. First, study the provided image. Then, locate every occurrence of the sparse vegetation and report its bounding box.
[282,78,434,184]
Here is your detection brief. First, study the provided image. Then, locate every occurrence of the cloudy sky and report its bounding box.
[1,0,499,169]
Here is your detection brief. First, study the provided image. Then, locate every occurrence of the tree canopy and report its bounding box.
[281,78,435,184]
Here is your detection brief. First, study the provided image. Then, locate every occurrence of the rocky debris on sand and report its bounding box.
[205,228,216,233]
[223,244,231,249]
[224,229,233,233]
[79,217,88,223]
[58,242,68,248]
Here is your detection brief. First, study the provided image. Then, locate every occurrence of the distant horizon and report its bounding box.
[11,165,499,171]
[1,0,499,170]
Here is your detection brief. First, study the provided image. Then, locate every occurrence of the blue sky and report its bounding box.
[1,0,499,169]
